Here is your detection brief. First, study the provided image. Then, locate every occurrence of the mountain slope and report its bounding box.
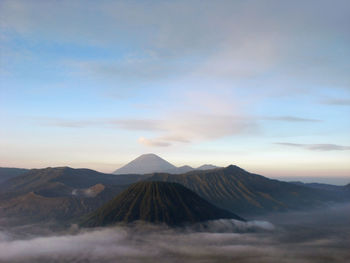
[0,184,127,224]
[147,165,350,216]
[0,167,29,184]
[0,166,147,196]
[0,167,147,223]
[114,154,177,174]
[81,181,244,227]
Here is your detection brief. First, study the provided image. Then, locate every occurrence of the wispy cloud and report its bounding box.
[36,118,164,131]
[2,0,349,88]
[138,137,171,147]
[276,142,350,151]
[262,116,322,122]
[36,114,326,147]
[70,57,191,83]
[112,119,164,131]
[38,119,97,128]
[321,98,350,106]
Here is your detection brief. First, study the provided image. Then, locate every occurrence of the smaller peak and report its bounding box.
[56,166,71,169]
[197,164,218,170]
[44,166,71,170]
[225,165,246,172]
[179,165,193,169]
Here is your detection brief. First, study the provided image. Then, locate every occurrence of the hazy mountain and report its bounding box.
[0,167,29,184]
[176,165,194,173]
[113,153,219,174]
[148,165,350,216]
[114,154,177,174]
[197,164,219,170]
[289,181,348,191]
[81,181,244,227]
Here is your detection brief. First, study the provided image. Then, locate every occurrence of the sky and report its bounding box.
[0,0,349,181]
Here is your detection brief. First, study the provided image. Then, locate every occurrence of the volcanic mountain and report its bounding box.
[0,167,147,223]
[147,165,350,216]
[81,181,244,227]
[114,154,177,174]
[1,165,348,224]
[113,153,218,174]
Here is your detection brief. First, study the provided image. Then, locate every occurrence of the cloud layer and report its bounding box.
[0,204,349,263]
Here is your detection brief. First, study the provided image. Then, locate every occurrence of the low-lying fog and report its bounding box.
[0,203,349,263]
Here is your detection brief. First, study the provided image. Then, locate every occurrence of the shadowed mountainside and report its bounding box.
[147,165,350,216]
[0,167,147,224]
[0,167,29,184]
[0,165,348,224]
[81,181,244,227]
[0,167,147,196]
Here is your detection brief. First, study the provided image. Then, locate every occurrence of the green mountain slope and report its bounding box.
[81,181,244,227]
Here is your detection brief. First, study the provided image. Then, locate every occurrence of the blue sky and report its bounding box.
[0,0,349,181]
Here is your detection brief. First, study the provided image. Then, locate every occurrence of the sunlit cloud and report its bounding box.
[138,137,171,147]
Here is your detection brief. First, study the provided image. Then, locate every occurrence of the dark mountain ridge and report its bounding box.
[0,165,348,224]
[147,165,350,216]
[81,181,244,227]
[0,166,147,196]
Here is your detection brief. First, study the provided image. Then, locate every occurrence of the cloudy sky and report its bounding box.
[0,0,349,179]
